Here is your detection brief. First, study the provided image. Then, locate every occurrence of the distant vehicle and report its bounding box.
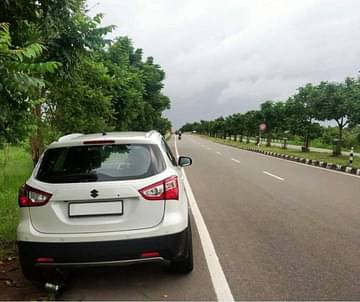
[192,130,197,133]
[17,131,194,286]
[178,131,182,140]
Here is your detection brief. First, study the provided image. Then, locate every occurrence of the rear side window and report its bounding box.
[37,144,166,183]
[161,139,178,166]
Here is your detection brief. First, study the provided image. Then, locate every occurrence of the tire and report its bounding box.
[19,254,69,289]
[169,222,194,274]
[19,257,47,287]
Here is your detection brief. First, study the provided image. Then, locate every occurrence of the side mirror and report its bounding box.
[178,156,192,167]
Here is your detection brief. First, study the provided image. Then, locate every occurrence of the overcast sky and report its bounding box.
[87,0,360,128]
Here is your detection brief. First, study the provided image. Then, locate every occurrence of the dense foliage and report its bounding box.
[181,77,360,154]
[0,0,171,164]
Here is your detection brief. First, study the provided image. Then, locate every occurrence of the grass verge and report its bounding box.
[207,136,360,169]
[0,146,33,259]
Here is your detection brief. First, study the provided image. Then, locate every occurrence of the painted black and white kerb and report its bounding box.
[349,147,354,167]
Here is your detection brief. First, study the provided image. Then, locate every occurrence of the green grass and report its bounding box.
[0,146,33,258]
[207,137,360,169]
[282,138,360,152]
[287,139,332,150]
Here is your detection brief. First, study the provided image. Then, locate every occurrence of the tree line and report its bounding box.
[181,78,360,154]
[0,0,172,164]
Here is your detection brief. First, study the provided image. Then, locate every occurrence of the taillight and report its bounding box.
[139,176,179,201]
[18,184,52,207]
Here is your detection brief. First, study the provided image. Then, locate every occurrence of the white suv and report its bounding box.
[17,131,193,285]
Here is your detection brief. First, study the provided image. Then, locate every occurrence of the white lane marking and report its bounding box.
[231,158,240,164]
[263,171,285,181]
[207,147,212,150]
[216,151,222,155]
[174,137,234,302]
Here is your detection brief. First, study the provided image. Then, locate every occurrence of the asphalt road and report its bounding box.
[62,134,360,300]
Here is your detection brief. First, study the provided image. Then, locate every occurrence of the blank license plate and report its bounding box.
[69,201,123,217]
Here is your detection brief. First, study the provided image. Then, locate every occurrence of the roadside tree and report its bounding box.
[285,84,320,152]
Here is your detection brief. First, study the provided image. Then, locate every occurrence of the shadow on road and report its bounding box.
[61,261,206,301]
[60,216,214,301]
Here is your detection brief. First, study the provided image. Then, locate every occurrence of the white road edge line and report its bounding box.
[216,151,222,155]
[263,171,285,181]
[231,158,240,164]
[174,137,234,302]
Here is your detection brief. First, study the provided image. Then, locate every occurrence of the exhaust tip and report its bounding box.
[44,282,61,293]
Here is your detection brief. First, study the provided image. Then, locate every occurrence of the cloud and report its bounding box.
[87,0,360,128]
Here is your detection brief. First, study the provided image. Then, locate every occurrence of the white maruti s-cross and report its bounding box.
[17,131,193,285]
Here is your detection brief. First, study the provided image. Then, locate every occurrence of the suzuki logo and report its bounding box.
[90,189,99,198]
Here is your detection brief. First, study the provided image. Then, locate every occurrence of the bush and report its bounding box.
[0,146,32,256]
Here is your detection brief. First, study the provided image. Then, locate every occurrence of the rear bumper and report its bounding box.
[18,228,189,268]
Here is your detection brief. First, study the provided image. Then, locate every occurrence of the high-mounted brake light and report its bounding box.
[83,140,115,144]
[18,185,52,207]
[139,176,179,201]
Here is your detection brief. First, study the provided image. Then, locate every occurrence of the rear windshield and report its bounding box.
[36,144,166,183]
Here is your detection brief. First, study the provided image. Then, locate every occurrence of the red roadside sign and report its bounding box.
[259,122,267,131]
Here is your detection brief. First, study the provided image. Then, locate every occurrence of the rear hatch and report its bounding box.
[29,143,167,234]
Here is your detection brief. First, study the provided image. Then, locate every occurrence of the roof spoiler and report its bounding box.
[145,130,160,138]
[57,133,83,142]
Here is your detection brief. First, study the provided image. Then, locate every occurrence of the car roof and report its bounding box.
[49,131,163,148]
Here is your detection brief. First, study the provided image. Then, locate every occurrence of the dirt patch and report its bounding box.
[0,257,48,301]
